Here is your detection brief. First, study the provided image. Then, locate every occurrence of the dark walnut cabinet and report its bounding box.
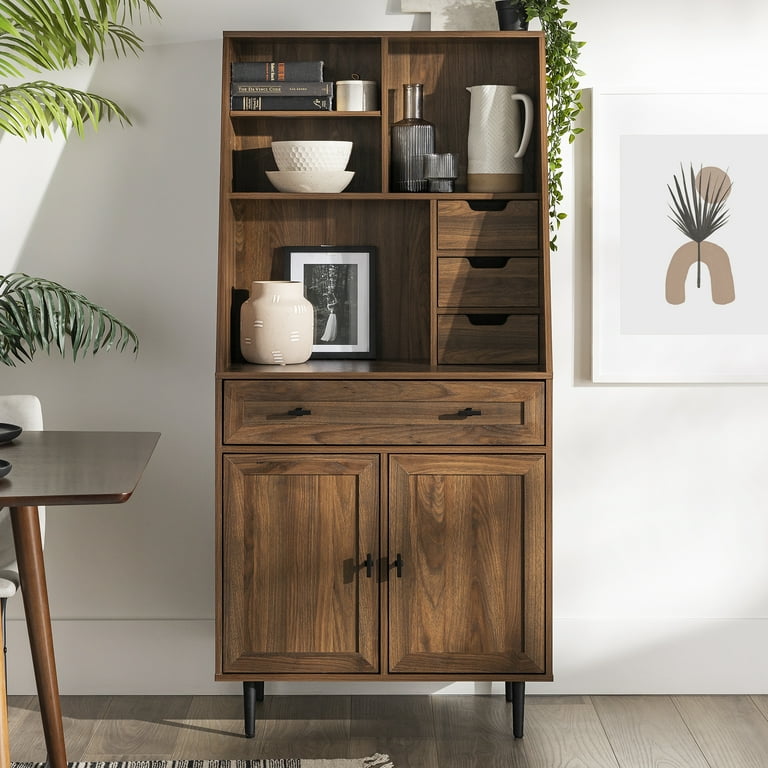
[215,30,553,739]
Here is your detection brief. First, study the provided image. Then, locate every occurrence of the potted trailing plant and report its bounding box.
[496,0,585,250]
[0,0,160,365]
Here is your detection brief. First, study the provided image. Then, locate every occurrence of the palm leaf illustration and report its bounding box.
[668,163,732,288]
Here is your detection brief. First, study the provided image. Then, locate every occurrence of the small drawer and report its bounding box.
[437,314,539,365]
[438,256,539,308]
[224,380,544,445]
[437,200,539,250]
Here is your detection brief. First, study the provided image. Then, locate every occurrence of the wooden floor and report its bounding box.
[7,694,768,767]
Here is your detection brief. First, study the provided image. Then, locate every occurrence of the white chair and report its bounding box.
[0,395,45,669]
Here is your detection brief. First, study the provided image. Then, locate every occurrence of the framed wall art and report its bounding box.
[284,246,376,359]
[592,91,768,382]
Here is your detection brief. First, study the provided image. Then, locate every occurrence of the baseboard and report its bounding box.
[6,617,768,695]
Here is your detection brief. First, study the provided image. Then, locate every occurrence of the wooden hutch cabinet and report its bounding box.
[215,30,552,739]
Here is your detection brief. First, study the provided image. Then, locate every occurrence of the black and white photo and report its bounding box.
[284,246,376,358]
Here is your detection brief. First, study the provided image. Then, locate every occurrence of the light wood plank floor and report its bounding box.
[7,694,768,767]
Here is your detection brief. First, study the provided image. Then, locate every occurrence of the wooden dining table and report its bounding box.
[0,430,160,768]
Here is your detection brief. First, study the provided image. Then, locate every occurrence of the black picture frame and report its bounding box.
[284,246,376,359]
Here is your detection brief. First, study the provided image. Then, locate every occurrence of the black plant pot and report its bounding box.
[495,0,529,30]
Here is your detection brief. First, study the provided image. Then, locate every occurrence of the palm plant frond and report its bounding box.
[0,80,129,137]
[667,163,732,244]
[0,272,139,366]
[0,0,159,75]
[667,163,732,289]
[0,0,160,137]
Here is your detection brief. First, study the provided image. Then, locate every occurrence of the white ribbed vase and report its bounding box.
[240,281,314,365]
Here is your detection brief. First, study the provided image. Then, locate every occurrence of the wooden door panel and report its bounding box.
[389,454,546,675]
[222,454,379,674]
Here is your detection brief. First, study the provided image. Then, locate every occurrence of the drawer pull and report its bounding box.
[466,314,509,326]
[393,553,404,578]
[363,553,374,578]
[457,407,482,418]
[287,407,312,417]
[467,256,510,269]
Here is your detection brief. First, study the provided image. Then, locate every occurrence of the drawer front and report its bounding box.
[437,200,539,250]
[438,256,539,308]
[224,380,544,445]
[437,314,539,365]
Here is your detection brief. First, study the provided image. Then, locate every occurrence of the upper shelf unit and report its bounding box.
[222,31,546,197]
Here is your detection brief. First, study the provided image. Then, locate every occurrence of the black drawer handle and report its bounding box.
[457,407,482,418]
[363,553,374,578]
[393,553,404,578]
[287,407,311,417]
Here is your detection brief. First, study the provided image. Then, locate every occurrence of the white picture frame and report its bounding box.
[592,92,768,382]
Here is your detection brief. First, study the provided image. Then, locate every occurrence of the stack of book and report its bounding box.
[230,60,333,111]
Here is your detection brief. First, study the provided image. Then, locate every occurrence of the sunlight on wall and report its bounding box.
[0,65,96,275]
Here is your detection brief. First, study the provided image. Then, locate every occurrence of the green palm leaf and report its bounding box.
[0,272,139,366]
[0,0,159,137]
[0,79,128,137]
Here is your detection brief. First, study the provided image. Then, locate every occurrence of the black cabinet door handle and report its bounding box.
[394,553,404,578]
[363,553,374,578]
[287,407,311,417]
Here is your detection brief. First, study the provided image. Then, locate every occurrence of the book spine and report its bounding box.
[230,81,334,97]
[231,61,324,82]
[230,95,333,111]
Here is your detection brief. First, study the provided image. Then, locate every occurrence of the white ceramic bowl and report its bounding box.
[271,140,353,172]
[266,170,355,193]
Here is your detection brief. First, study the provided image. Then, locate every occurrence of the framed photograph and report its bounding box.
[284,246,376,358]
[593,92,768,382]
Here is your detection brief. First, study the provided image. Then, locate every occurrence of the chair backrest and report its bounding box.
[0,395,45,585]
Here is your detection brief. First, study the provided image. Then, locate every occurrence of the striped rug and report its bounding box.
[12,758,393,768]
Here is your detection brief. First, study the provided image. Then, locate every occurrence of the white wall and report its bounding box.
[3,0,768,695]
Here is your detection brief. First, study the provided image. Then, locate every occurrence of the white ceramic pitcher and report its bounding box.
[466,85,533,193]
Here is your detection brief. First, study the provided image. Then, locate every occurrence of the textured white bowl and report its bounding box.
[271,140,353,172]
[266,170,355,193]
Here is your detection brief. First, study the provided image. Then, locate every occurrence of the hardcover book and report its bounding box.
[230,95,333,111]
[231,61,324,82]
[231,81,334,97]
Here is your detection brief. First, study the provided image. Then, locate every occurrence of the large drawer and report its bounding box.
[223,380,545,445]
[436,200,539,250]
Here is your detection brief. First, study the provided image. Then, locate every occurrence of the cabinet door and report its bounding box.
[389,454,547,675]
[222,454,379,674]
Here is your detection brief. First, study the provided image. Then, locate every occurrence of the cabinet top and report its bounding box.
[223,30,544,40]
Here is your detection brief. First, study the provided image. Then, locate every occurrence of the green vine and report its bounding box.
[523,0,585,250]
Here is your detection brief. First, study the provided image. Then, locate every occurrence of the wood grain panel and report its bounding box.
[221,454,379,675]
[224,380,545,446]
[389,454,547,675]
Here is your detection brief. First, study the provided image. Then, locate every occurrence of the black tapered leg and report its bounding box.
[505,681,525,738]
[243,681,264,738]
